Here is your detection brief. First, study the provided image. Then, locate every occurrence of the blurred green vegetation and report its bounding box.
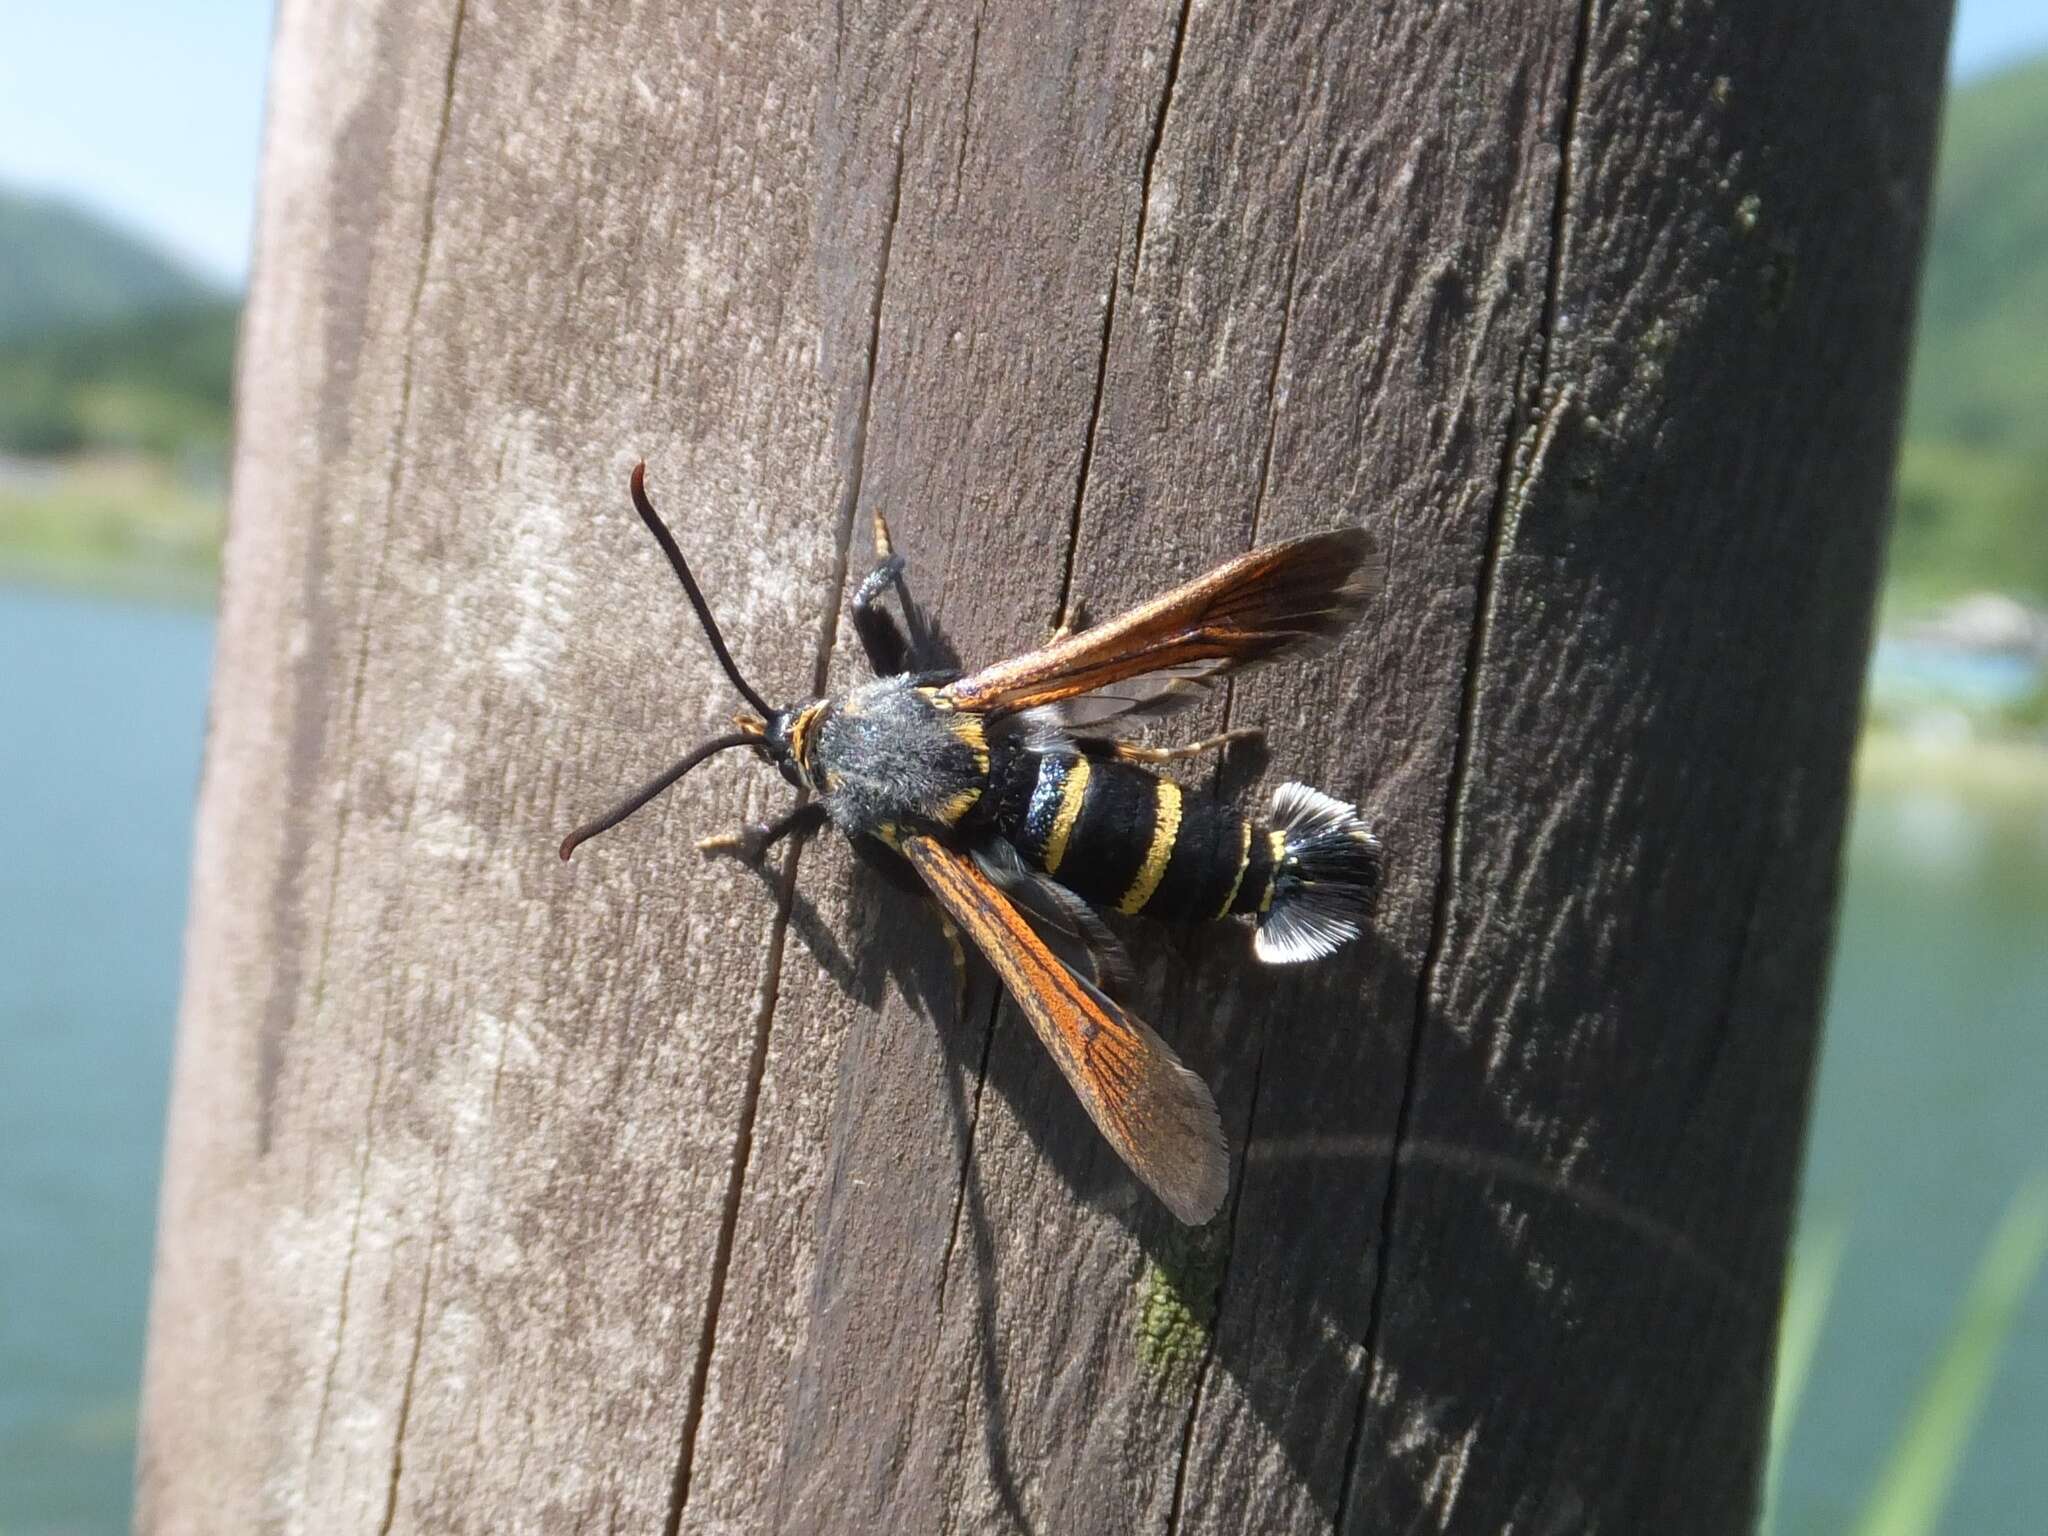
[1850,1179,2048,1536]
[1763,1180,2048,1536]
[0,300,238,463]
[1891,53,2048,608]
[0,190,236,599]
[0,457,221,604]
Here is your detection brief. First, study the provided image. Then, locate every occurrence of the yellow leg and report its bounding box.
[1115,727,1263,764]
[696,803,827,863]
[1048,598,1089,644]
[934,908,969,1023]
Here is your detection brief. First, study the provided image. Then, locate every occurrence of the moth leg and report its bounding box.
[1111,727,1264,764]
[931,905,970,1025]
[1048,597,1090,644]
[853,510,941,676]
[851,555,911,676]
[698,800,829,863]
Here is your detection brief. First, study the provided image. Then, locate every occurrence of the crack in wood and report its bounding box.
[1056,0,1188,630]
[1160,155,1313,1524]
[928,1010,1010,1530]
[662,93,913,1536]
[1162,1029,1275,1535]
[305,0,469,1463]
[1250,163,1311,533]
[952,4,984,193]
[910,28,1208,1488]
[1055,230,1123,634]
[1696,836,1774,1107]
[916,19,1203,1488]
[377,1157,448,1536]
[1332,1,1602,1526]
[932,993,999,1324]
[1133,0,1194,270]
[932,1145,1033,1536]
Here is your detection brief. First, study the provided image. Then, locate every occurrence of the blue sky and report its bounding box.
[1,0,2044,287]
[0,0,272,285]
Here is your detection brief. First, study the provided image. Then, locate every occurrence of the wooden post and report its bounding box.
[138,0,1952,1530]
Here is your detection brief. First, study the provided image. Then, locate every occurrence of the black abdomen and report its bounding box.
[983,743,1275,920]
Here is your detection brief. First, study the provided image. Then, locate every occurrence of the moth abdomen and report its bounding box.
[988,746,1249,920]
[985,742,1379,959]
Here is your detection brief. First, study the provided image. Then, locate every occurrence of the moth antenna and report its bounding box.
[558,730,756,860]
[629,462,774,720]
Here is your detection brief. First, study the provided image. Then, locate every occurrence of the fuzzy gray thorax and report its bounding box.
[809,675,989,835]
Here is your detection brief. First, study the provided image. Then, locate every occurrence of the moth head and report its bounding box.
[740,702,824,792]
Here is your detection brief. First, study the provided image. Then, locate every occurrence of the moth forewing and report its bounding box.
[902,834,1229,1225]
[939,526,1379,720]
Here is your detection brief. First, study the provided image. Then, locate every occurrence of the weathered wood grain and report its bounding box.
[138,0,1951,1531]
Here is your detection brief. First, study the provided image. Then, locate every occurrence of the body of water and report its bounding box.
[0,584,2041,1531]
[1776,782,2048,1533]
[0,586,209,1532]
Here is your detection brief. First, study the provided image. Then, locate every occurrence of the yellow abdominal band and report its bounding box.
[1118,780,1183,914]
[1042,756,1091,873]
[1214,819,1252,918]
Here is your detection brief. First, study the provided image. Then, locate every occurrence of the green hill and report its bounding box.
[1891,52,2048,606]
[0,190,223,344]
[0,187,239,465]
[0,190,237,599]
[0,300,239,461]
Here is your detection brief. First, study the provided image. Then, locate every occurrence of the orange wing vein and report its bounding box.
[901,834,1228,1224]
[938,527,1377,722]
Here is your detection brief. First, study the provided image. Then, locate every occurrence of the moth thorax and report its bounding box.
[813,677,990,832]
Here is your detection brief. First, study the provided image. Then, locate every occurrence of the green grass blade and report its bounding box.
[1852,1176,2048,1536]
[1762,1217,1848,1536]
